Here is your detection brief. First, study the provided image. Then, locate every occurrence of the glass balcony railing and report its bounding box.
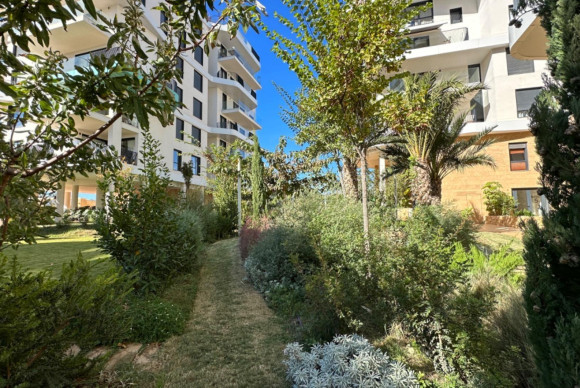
[218,48,256,77]
[120,147,138,165]
[223,100,256,120]
[122,114,140,129]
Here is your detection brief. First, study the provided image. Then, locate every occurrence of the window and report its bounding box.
[219,140,227,148]
[193,98,202,119]
[450,8,463,24]
[175,118,184,140]
[174,84,183,104]
[218,67,228,79]
[222,93,228,109]
[192,125,201,143]
[191,156,201,175]
[173,149,182,171]
[236,75,244,87]
[194,46,204,65]
[512,188,548,215]
[470,90,484,122]
[179,32,186,49]
[506,48,535,75]
[160,10,168,33]
[141,0,146,6]
[220,115,228,128]
[468,64,481,83]
[411,36,430,49]
[176,57,184,77]
[389,78,405,92]
[194,71,203,92]
[408,1,433,26]
[229,121,238,131]
[516,87,542,117]
[509,143,528,171]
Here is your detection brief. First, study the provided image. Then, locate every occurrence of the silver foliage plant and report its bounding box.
[284,334,419,388]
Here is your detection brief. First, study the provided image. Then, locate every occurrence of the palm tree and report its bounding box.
[383,72,496,205]
[180,160,194,194]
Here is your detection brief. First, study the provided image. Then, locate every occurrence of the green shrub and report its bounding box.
[284,334,419,387]
[125,296,186,343]
[96,132,204,294]
[454,244,524,284]
[482,182,516,216]
[0,256,131,387]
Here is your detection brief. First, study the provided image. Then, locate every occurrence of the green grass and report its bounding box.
[7,225,112,277]
[476,231,524,253]
[115,238,290,387]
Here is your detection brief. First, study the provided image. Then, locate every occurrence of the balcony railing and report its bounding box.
[120,147,138,165]
[410,27,469,50]
[223,100,256,120]
[74,46,122,68]
[122,114,140,129]
[218,48,256,77]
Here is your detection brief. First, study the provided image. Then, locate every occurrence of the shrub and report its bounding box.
[125,296,186,343]
[0,256,131,387]
[239,217,270,260]
[482,182,515,216]
[454,243,524,284]
[96,132,203,294]
[284,334,419,387]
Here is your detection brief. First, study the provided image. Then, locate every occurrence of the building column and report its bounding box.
[96,187,105,210]
[64,191,71,210]
[107,119,123,155]
[71,185,79,210]
[55,185,66,219]
[379,157,387,193]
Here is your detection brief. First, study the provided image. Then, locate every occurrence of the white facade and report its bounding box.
[7,0,261,212]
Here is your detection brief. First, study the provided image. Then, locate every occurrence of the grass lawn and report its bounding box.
[116,238,290,387]
[476,231,524,253]
[7,225,112,277]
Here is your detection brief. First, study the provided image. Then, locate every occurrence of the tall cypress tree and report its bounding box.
[519,0,580,385]
[251,136,266,219]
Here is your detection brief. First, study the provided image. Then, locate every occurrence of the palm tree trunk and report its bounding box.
[411,162,441,206]
[341,156,359,200]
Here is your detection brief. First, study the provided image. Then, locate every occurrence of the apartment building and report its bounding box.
[371,0,548,216]
[9,0,261,214]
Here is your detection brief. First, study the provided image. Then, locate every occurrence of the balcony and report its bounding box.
[216,29,260,73]
[210,71,257,110]
[218,48,261,91]
[221,101,261,131]
[122,114,141,129]
[120,147,138,165]
[508,1,548,59]
[207,124,252,144]
[409,27,469,50]
[28,12,109,56]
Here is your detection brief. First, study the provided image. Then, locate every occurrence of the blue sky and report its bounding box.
[243,1,301,152]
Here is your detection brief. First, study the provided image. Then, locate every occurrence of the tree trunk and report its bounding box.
[411,162,441,206]
[358,148,370,253]
[341,156,359,200]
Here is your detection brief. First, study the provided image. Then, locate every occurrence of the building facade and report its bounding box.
[7,0,261,214]
[371,0,548,216]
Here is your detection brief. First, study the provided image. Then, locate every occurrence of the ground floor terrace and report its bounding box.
[368,129,547,217]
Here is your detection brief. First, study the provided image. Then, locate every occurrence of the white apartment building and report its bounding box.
[7,0,261,214]
[371,0,549,215]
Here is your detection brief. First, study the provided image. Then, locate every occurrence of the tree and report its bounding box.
[250,136,266,219]
[0,0,261,250]
[267,0,416,245]
[180,160,194,194]
[514,0,580,384]
[384,72,496,205]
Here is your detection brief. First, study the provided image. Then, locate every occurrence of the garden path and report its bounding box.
[154,238,289,387]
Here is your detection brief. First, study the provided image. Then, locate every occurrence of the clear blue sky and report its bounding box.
[243,1,301,152]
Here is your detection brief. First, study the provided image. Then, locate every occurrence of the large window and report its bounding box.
[194,70,203,92]
[509,142,528,171]
[191,156,201,175]
[174,84,183,104]
[512,188,548,215]
[468,64,481,83]
[236,75,244,87]
[470,90,484,122]
[408,1,433,26]
[192,125,201,143]
[411,36,430,49]
[194,46,204,65]
[193,98,202,120]
[176,57,184,77]
[506,48,535,75]
[219,140,227,148]
[173,149,182,171]
[175,118,184,140]
[516,87,542,118]
[220,115,228,129]
[450,7,463,24]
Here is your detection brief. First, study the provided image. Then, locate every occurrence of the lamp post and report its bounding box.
[237,155,242,235]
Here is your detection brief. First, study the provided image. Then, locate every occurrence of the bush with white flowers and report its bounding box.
[284,334,419,388]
